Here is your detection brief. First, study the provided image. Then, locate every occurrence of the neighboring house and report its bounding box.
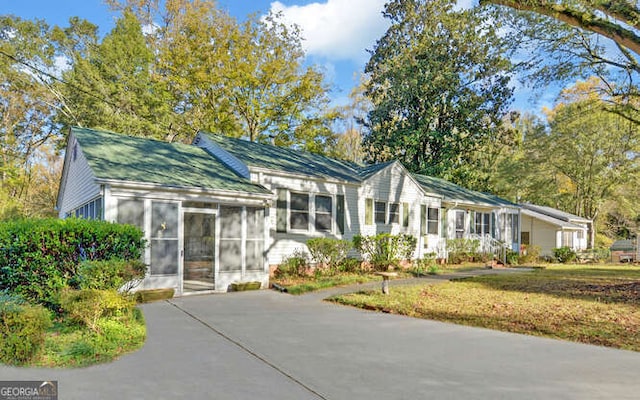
[412,175,521,256]
[519,203,591,256]
[609,239,638,262]
[59,127,525,294]
[58,127,273,294]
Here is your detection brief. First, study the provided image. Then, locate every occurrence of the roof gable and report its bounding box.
[71,127,270,195]
[198,132,364,182]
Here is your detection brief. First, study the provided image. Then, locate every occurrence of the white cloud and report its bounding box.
[269,0,388,62]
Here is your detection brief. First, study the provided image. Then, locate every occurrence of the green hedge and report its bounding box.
[0,293,52,364]
[353,233,417,271]
[0,218,145,309]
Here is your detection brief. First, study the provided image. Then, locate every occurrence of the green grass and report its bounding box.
[272,273,384,295]
[31,309,146,368]
[329,264,640,351]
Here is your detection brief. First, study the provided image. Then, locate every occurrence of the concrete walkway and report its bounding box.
[2,270,640,399]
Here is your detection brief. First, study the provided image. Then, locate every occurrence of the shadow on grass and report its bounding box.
[462,266,640,305]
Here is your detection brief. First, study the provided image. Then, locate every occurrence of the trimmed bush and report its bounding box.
[553,246,577,263]
[59,289,135,332]
[0,218,145,309]
[446,238,480,264]
[275,250,309,277]
[0,293,52,364]
[72,259,147,292]
[306,238,352,274]
[353,233,417,271]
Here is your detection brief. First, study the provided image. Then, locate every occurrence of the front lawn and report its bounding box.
[329,264,640,351]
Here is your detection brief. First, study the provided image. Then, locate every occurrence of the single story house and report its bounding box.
[519,203,591,256]
[58,127,524,294]
[58,127,273,294]
[610,239,637,262]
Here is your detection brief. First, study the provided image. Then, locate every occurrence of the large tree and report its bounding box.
[0,16,61,218]
[482,0,640,124]
[363,0,514,188]
[57,11,171,139]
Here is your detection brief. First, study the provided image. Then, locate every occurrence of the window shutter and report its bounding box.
[402,203,409,227]
[337,195,345,234]
[420,205,426,236]
[365,198,373,225]
[276,189,287,233]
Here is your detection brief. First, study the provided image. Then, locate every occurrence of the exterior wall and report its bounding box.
[58,134,101,218]
[521,214,559,256]
[358,163,442,258]
[443,205,520,253]
[252,170,359,265]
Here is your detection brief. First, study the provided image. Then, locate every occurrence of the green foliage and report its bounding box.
[364,0,514,186]
[446,238,480,264]
[506,249,520,265]
[73,259,147,292]
[59,289,135,333]
[353,233,417,271]
[275,250,309,278]
[0,293,52,364]
[339,257,364,273]
[0,218,145,309]
[307,238,352,274]
[519,245,541,264]
[410,253,439,275]
[553,247,577,263]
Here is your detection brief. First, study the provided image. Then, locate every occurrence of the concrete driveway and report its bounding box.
[2,279,640,399]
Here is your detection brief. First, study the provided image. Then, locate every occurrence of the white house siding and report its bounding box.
[58,134,101,218]
[521,214,559,256]
[250,170,358,266]
[359,163,441,258]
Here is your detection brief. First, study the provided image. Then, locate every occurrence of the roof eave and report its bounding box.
[94,178,273,199]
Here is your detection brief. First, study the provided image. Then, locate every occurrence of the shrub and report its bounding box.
[553,246,577,263]
[411,253,438,275]
[339,257,363,273]
[353,233,417,271]
[506,249,520,265]
[59,289,135,332]
[306,238,352,274]
[275,250,309,277]
[72,259,147,292]
[0,293,52,364]
[519,245,541,264]
[446,238,480,264]
[0,218,145,309]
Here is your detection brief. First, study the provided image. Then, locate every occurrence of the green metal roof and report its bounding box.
[610,239,635,252]
[412,173,516,207]
[199,132,366,182]
[72,127,271,195]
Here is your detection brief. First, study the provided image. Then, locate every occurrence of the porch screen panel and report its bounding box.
[150,202,178,275]
[117,198,144,230]
[562,231,574,248]
[336,195,345,234]
[246,207,265,271]
[219,206,243,272]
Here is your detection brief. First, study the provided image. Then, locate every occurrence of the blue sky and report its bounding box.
[3,0,553,113]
